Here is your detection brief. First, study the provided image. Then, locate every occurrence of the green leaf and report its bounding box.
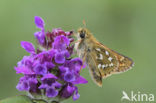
[0,95,47,103]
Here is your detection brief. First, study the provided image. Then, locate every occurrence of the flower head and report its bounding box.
[15,16,87,102]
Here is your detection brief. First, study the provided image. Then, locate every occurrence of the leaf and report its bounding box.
[0,95,47,103]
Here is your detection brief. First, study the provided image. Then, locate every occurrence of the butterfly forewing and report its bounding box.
[92,44,119,78]
[96,42,134,75]
[112,50,134,73]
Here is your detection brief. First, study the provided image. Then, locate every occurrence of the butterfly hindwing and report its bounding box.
[86,52,102,87]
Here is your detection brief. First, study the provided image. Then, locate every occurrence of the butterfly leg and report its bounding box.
[79,51,87,73]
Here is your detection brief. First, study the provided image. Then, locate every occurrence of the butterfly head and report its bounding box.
[77,28,92,39]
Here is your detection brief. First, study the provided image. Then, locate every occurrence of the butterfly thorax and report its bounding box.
[76,34,96,59]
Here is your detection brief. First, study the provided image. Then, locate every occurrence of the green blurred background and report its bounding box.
[0,0,156,103]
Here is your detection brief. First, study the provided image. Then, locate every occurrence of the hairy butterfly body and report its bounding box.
[75,28,134,87]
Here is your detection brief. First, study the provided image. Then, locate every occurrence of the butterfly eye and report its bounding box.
[80,32,85,38]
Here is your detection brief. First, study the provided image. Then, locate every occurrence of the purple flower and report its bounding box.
[41,73,57,80]
[60,83,80,100]
[34,64,47,75]
[34,16,45,29]
[72,76,88,85]
[59,66,69,73]
[34,31,45,45]
[64,71,75,82]
[53,81,62,89]
[52,35,70,51]
[15,66,35,74]
[16,77,29,91]
[55,52,66,64]
[72,87,80,101]
[16,76,38,92]
[46,87,58,98]
[39,74,61,98]
[60,83,75,98]
[15,16,88,102]
[21,41,35,54]
[34,16,45,45]
[39,73,60,89]
[35,50,56,63]
[17,56,33,68]
[44,61,55,69]
[15,56,35,74]
[67,58,83,71]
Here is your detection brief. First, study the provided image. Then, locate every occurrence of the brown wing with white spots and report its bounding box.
[111,50,134,73]
[95,42,134,77]
[92,45,119,79]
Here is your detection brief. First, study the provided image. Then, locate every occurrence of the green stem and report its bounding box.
[51,101,60,103]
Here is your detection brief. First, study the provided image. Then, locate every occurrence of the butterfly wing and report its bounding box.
[86,52,103,87]
[114,52,134,73]
[91,43,119,79]
[84,41,134,87]
[85,44,119,86]
[85,43,119,86]
[94,42,134,78]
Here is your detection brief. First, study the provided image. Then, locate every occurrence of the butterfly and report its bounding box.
[74,27,134,87]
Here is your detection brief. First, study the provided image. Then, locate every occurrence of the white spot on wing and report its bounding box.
[98,64,102,69]
[99,54,103,60]
[102,64,105,69]
[109,63,114,67]
[105,51,109,55]
[108,57,113,62]
[96,48,101,51]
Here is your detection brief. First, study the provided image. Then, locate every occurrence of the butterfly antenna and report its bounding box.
[83,20,86,28]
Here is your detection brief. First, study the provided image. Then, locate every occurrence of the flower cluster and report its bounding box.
[15,16,88,102]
